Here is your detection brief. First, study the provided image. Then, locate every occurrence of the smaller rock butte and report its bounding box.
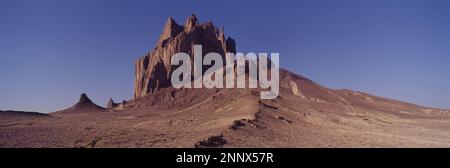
[107,98,127,110]
[107,98,117,109]
[58,93,106,113]
[134,14,236,99]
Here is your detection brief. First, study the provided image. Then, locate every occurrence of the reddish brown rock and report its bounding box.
[134,15,236,98]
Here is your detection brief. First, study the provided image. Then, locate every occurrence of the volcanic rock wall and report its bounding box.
[134,15,236,98]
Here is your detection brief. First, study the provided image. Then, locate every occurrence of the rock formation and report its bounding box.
[107,98,118,109]
[134,14,236,99]
[106,98,127,111]
[57,93,105,113]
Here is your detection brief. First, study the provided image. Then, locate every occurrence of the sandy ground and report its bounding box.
[1,71,450,148]
[1,89,450,148]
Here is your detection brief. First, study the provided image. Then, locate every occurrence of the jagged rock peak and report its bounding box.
[226,37,236,54]
[134,15,237,99]
[184,14,199,31]
[159,17,184,46]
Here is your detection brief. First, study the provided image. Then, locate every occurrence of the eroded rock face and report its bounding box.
[134,15,236,98]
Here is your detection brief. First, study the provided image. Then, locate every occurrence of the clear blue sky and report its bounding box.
[1,0,449,112]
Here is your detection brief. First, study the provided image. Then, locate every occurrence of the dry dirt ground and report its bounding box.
[1,71,450,148]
